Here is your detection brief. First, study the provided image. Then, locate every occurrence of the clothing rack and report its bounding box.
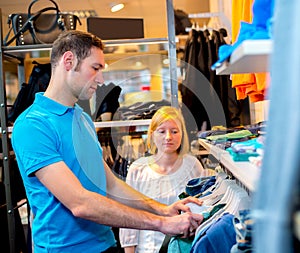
[219,164,252,197]
[188,0,232,38]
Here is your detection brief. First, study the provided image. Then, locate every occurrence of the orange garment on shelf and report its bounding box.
[233,72,270,102]
[231,0,270,102]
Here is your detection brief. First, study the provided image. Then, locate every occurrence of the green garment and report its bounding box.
[168,237,194,253]
[206,130,253,141]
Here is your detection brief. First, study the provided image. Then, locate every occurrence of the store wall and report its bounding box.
[208,0,232,41]
[0,0,210,39]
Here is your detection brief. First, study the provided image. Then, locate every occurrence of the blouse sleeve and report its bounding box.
[119,227,139,248]
[119,159,146,248]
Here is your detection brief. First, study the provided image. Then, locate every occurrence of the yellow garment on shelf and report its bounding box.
[211,125,228,131]
[231,0,269,102]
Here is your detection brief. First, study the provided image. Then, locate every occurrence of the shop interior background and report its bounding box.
[0,0,232,39]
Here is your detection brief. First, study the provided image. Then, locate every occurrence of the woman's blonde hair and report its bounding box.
[147,106,189,156]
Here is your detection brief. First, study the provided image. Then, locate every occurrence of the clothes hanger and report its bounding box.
[101,144,108,162]
[106,143,114,165]
[200,178,236,203]
[196,172,226,199]
[230,189,251,215]
[138,138,146,158]
[218,183,241,205]
[219,183,251,216]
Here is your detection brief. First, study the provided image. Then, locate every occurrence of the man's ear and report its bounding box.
[63,51,74,71]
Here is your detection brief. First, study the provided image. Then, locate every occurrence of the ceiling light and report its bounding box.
[110,3,125,13]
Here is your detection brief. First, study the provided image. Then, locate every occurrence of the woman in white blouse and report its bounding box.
[119,106,210,253]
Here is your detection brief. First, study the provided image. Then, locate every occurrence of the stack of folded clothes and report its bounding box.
[226,136,265,162]
[198,123,266,163]
[198,122,266,140]
[197,122,266,150]
[116,100,171,120]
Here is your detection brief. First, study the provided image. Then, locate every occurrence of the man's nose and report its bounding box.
[95,71,104,85]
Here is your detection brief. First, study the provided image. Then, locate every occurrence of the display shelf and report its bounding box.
[0,150,14,159]
[3,44,52,56]
[191,150,209,156]
[2,38,169,59]
[216,39,273,75]
[188,12,221,18]
[103,37,168,46]
[198,139,260,192]
[94,119,151,128]
[0,126,13,133]
[199,139,228,161]
[1,120,151,133]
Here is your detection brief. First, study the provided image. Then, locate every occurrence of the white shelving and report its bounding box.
[0,126,13,133]
[211,39,271,192]
[2,38,169,58]
[216,39,273,75]
[199,139,260,192]
[94,119,151,128]
[1,120,151,133]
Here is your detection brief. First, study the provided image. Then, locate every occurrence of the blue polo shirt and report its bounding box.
[12,93,116,252]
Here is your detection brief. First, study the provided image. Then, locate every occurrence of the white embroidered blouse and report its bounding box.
[119,154,205,253]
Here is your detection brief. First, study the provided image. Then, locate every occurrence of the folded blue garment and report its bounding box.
[226,138,264,161]
[211,22,271,70]
[186,176,216,196]
[211,0,275,70]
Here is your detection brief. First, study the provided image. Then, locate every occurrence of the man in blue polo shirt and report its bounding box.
[11,30,203,253]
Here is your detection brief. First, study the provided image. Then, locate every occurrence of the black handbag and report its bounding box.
[3,0,81,46]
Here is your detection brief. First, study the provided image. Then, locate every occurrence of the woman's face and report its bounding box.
[153,119,182,155]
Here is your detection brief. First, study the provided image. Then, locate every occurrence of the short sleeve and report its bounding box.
[119,159,149,248]
[12,115,62,176]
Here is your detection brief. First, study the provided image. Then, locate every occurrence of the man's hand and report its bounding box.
[163,196,204,216]
[160,211,203,238]
[156,196,204,238]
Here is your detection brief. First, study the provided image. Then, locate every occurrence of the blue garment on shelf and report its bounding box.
[211,0,275,70]
[226,138,264,162]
